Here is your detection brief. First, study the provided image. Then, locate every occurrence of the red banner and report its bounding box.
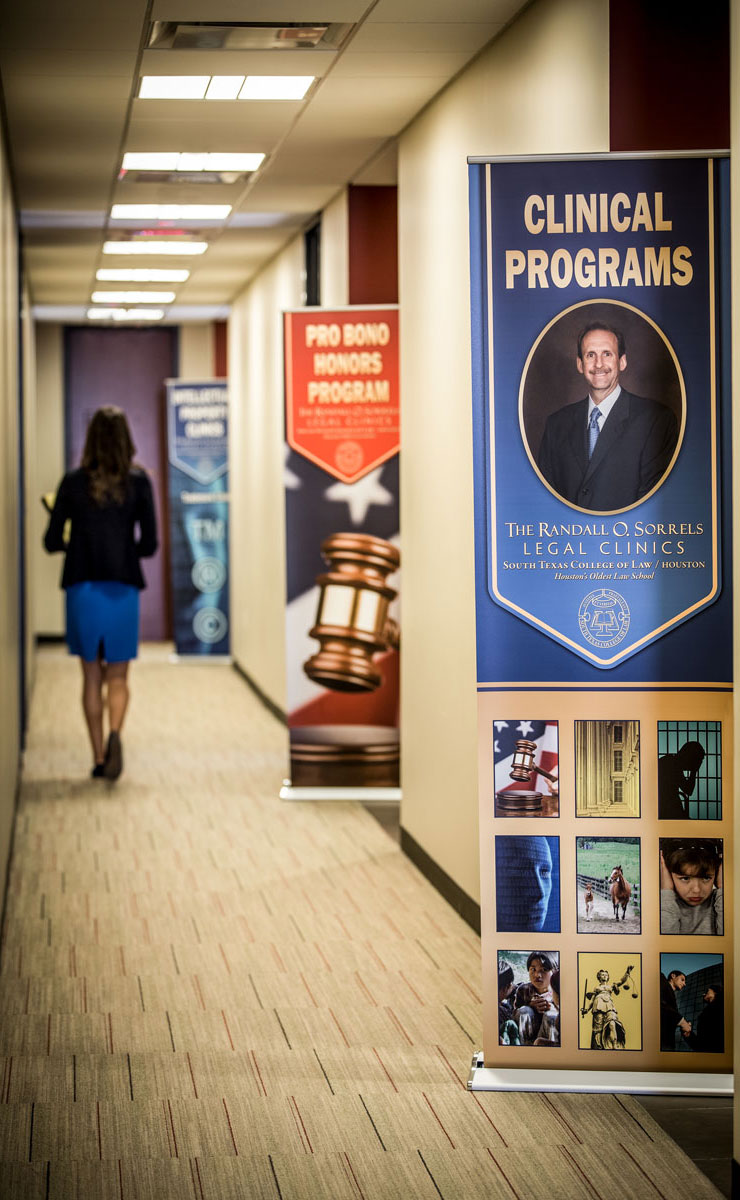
[284,308,399,483]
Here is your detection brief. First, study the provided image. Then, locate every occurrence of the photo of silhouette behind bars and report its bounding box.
[657,721,722,820]
[493,720,559,817]
[659,953,724,1053]
[498,950,560,1047]
[576,837,641,934]
[495,836,560,932]
[578,953,642,1051]
[659,838,724,935]
[575,720,640,818]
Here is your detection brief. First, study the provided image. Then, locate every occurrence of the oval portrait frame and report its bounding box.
[518,298,687,516]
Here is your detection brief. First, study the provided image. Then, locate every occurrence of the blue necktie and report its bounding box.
[588,408,602,458]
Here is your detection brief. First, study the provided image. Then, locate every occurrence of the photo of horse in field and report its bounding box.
[608,864,632,921]
[576,838,641,934]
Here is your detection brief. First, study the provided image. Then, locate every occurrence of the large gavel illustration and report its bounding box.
[496,738,558,813]
[303,532,400,693]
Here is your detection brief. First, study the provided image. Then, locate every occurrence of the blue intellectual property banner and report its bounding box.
[166,379,230,656]
[469,155,731,679]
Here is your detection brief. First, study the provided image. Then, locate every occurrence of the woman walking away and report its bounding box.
[44,407,158,780]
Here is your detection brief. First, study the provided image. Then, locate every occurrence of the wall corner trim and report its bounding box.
[400,827,481,935]
[232,660,287,726]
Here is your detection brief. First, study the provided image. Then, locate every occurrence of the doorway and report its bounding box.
[64,326,178,641]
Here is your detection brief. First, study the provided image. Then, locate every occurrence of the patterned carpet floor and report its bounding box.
[0,646,723,1198]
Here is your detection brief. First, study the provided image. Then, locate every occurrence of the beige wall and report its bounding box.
[33,324,65,635]
[228,236,305,708]
[731,0,740,1163]
[320,190,349,308]
[179,323,215,380]
[228,201,351,708]
[21,287,36,696]
[0,125,21,883]
[397,0,610,903]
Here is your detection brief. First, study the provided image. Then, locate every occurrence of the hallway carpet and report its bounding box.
[0,647,723,1198]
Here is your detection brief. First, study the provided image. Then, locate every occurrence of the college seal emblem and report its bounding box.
[578,589,630,648]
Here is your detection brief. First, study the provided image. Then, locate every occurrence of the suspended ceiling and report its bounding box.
[0,0,526,322]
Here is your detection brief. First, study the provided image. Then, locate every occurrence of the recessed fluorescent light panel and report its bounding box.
[102,241,209,255]
[205,76,243,100]
[96,269,190,282]
[87,308,164,321]
[139,75,314,101]
[91,291,176,304]
[139,76,210,99]
[110,205,231,220]
[122,152,264,173]
[239,76,313,100]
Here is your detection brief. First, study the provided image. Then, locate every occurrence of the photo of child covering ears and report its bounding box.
[498,951,560,1046]
[659,839,724,935]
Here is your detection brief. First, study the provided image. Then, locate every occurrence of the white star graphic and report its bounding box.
[494,740,500,754]
[517,720,534,737]
[493,721,509,732]
[324,467,393,524]
[284,445,302,491]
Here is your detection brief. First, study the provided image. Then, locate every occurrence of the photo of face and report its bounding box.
[495,836,560,933]
[659,839,724,936]
[498,950,560,1048]
[577,328,627,403]
[670,866,715,906]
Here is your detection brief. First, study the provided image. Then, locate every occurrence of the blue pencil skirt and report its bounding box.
[65,581,140,663]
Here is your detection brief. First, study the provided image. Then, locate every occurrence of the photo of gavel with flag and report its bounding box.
[495,737,559,814]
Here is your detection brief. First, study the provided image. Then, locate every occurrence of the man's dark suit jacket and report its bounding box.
[536,389,679,511]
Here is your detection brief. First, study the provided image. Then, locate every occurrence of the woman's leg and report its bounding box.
[80,658,105,765]
[105,660,130,732]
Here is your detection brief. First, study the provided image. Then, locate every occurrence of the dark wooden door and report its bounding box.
[64,327,177,641]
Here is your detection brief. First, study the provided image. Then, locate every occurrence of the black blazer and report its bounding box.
[44,466,158,589]
[536,389,679,511]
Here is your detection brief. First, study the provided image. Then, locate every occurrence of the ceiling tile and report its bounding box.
[0,15,147,52]
[343,22,503,52]
[150,1,369,20]
[330,51,471,78]
[139,48,333,76]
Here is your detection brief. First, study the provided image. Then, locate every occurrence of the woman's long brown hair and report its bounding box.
[80,406,135,505]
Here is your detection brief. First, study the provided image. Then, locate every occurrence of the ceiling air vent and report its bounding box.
[148,22,353,52]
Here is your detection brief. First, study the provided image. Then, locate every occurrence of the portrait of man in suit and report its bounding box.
[535,322,679,512]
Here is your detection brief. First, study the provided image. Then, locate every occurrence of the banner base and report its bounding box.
[467,1053,732,1096]
[279,782,401,803]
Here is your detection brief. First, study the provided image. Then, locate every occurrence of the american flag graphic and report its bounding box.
[493,720,559,794]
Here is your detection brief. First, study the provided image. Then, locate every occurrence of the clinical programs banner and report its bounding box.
[166,379,230,657]
[468,156,732,1081]
[282,307,400,796]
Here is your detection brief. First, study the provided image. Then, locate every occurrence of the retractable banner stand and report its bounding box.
[166,379,230,657]
[280,307,400,801]
[468,156,732,1093]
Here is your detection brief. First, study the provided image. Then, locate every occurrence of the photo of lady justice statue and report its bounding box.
[580,962,639,1050]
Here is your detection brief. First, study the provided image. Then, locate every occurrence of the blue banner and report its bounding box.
[469,156,731,680]
[166,380,230,656]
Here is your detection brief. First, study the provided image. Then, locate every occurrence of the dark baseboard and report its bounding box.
[400,826,481,935]
[36,634,65,644]
[232,660,287,725]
